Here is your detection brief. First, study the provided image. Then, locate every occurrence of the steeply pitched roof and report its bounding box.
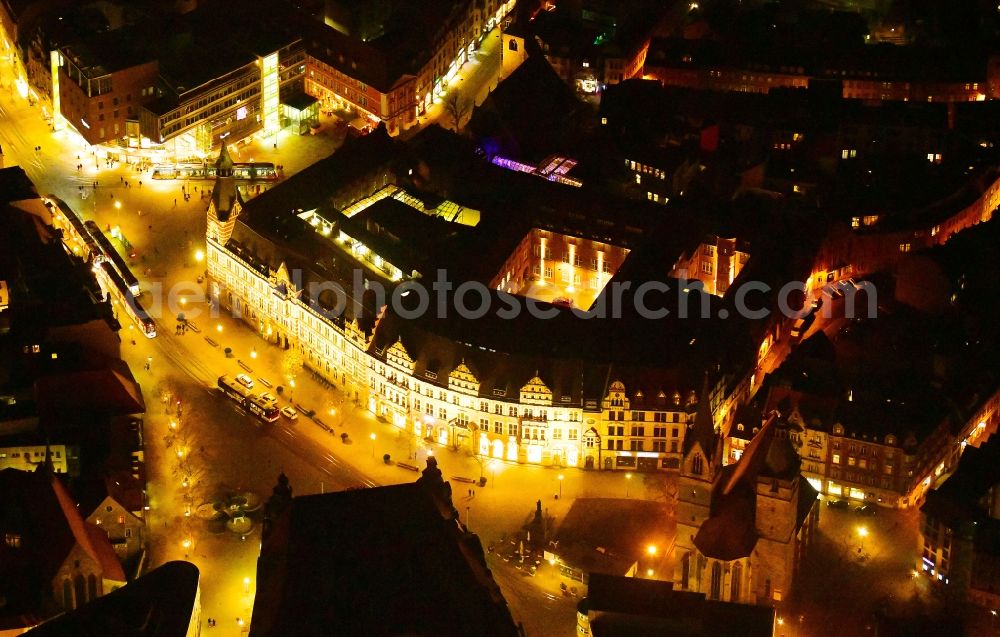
[469,54,584,162]
[249,482,519,637]
[0,468,126,623]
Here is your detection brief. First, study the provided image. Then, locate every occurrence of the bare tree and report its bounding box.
[443,90,471,133]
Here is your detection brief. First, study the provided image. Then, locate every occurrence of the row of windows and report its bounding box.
[0,449,62,458]
[607,411,685,424]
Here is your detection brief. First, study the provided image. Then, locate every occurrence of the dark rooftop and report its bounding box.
[0,468,126,627]
[0,166,40,203]
[584,573,775,637]
[23,561,200,637]
[249,482,518,637]
[554,498,673,576]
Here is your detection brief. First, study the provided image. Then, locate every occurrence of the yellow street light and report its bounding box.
[194,249,204,262]
[777,617,784,626]
[179,297,187,306]
[647,545,657,556]
[626,472,633,497]
[181,538,192,550]
[114,201,121,210]
[243,576,251,593]
[250,349,257,359]
[169,420,177,429]
[216,324,223,333]
[646,568,654,577]
[176,449,184,458]
[289,379,296,388]
[557,473,564,498]
[370,432,377,458]
[329,408,336,416]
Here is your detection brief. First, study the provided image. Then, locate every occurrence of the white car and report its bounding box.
[259,392,277,404]
[235,374,254,389]
[281,406,299,420]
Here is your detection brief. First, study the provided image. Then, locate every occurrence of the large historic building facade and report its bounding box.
[204,139,725,472]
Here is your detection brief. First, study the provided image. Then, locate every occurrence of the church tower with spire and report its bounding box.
[673,373,722,591]
[206,143,243,246]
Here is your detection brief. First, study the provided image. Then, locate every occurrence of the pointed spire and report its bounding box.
[683,372,717,461]
[215,143,234,175]
[36,437,55,474]
[210,142,240,222]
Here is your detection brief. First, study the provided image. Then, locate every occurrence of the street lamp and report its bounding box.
[858,526,869,554]
[557,474,564,499]
[250,348,257,359]
[216,323,223,333]
[647,544,657,556]
[370,432,376,458]
[243,576,251,594]
[114,200,121,211]
[194,249,204,263]
[626,472,633,498]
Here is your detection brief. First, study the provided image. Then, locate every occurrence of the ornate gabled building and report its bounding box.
[674,408,818,607]
[205,143,244,247]
[205,127,749,472]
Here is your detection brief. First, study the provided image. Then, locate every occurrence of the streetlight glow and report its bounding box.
[250,349,257,359]
[114,201,121,210]
[194,249,204,262]
[647,545,657,555]
[216,323,223,333]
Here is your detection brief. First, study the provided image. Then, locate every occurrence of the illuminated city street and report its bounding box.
[3,2,1000,636]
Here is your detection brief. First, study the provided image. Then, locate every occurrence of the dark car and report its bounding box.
[826,499,850,510]
[855,505,877,516]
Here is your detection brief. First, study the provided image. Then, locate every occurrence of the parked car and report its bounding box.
[552,297,573,308]
[259,392,277,404]
[855,504,877,516]
[281,406,299,420]
[235,374,254,389]
[826,499,850,510]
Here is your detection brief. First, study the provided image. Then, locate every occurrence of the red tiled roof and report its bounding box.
[49,472,126,582]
